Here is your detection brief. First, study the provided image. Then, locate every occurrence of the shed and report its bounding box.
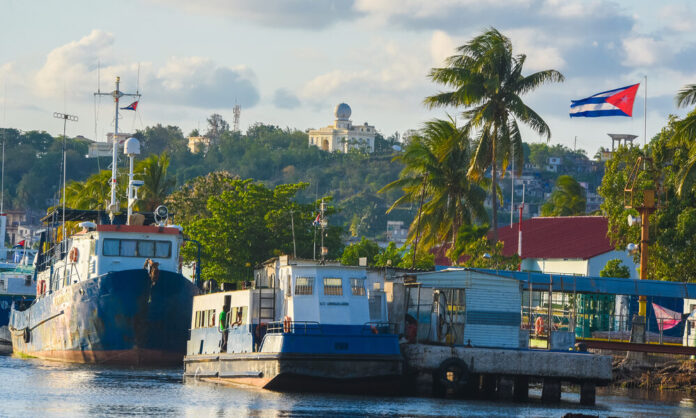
[408,269,523,349]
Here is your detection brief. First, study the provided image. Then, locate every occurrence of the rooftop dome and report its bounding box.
[334,103,351,120]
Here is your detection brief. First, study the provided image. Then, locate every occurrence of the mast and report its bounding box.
[53,112,78,251]
[95,77,140,222]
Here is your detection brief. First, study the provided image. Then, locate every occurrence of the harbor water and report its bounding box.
[0,355,694,417]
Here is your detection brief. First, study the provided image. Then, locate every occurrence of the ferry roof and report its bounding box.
[466,268,696,299]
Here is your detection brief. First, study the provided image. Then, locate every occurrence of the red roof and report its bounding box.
[495,216,614,260]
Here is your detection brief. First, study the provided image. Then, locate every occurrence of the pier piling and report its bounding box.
[541,378,561,403]
[580,381,596,406]
[513,376,529,401]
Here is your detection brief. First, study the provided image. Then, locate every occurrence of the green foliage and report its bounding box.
[397,245,435,270]
[374,242,403,267]
[541,175,586,216]
[600,115,696,282]
[448,223,490,262]
[599,259,631,278]
[340,237,380,266]
[181,178,343,284]
[458,236,520,270]
[380,118,487,250]
[425,27,564,237]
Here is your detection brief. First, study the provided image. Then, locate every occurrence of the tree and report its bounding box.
[448,223,490,262]
[600,259,631,279]
[135,153,175,211]
[380,118,487,251]
[457,236,520,270]
[374,242,403,267]
[425,28,564,240]
[541,175,586,216]
[165,171,240,221]
[340,237,380,266]
[397,245,435,270]
[206,113,229,145]
[671,84,696,196]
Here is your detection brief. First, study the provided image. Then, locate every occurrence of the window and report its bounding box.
[103,239,119,256]
[102,239,172,258]
[350,278,366,296]
[120,240,137,256]
[138,240,155,257]
[295,277,314,295]
[323,277,343,296]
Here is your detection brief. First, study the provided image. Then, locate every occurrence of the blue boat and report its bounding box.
[183,257,403,393]
[9,209,199,365]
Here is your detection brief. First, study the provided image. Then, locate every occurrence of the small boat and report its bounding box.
[183,257,403,393]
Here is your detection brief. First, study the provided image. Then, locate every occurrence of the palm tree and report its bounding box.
[541,175,586,216]
[671,84,696,196]
[63,170,117,210]
[425,28,564,241]
[379,118,487,251]
[135,153,175,211]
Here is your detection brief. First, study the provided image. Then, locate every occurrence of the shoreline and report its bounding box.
[612,356,696,392]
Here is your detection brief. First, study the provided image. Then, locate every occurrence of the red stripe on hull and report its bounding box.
[15,348,183,366]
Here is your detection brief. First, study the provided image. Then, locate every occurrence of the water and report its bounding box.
[0,356,695,417]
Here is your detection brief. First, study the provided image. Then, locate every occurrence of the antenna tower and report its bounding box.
[233,104,241,132]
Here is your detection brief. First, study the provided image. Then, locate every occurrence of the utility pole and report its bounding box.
[290,209,297,258]
[95,77,140,222]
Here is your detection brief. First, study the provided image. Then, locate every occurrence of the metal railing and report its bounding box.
[523,307,689,346]
[266,321,321,335]
[361,321,396,335]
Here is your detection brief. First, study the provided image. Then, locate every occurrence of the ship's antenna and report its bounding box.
[95,76,140,223]
[95,60,101,172]
[1,83,6,215]
[53,111,78,270]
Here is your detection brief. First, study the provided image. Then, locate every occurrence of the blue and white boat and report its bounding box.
[183,257,402,393]
[8,77,199,365]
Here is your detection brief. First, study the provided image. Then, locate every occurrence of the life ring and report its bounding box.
[283,316,292,333]
[535,316,545,336]
[69,247,79,263]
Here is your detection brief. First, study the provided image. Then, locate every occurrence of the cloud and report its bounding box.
[273,88,301,109]
[34,29,114,98]
[430,31,457,66]
[33,32,260,109]
[150,57,259,109]
[659,4,695,33]
[622,37,668,67]
[152,0,362,29]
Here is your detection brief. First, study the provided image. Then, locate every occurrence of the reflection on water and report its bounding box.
[1,355,696,417]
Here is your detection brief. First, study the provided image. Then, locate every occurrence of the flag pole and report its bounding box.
[644,75,647,148]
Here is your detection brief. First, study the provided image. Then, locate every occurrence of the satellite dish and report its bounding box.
[627,214,641,227]
[626,243,638,253]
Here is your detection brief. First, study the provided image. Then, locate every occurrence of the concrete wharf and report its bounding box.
[402,344,612,405]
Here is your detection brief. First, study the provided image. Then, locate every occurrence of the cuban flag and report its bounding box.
[120,101,139,111]
[570,84,640,117]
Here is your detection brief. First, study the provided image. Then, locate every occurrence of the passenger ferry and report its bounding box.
[184,256,402,393]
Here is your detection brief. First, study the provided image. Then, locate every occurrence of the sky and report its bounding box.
[1,0,695,156]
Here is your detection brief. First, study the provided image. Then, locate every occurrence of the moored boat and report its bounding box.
[184,257,403,393]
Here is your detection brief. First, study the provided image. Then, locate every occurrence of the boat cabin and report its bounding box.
[187,260,391,356]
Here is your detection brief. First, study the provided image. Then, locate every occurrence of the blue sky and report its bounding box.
[1,0,695,155]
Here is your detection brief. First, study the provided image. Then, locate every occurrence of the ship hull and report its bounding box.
[184,352,403,394]
[9,269,198,366]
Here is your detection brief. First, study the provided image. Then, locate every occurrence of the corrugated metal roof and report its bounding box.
[495,216,614,260]
[469,268,696,299]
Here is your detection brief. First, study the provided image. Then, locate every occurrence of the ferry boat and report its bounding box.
[183,257,403,393]
[8,77,199,365]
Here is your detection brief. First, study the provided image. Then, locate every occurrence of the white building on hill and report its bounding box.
[308,103,376,153]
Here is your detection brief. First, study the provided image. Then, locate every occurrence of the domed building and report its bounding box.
[308,103,376,153]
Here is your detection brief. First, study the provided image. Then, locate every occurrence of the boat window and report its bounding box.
[102,239,172,258]
[121,240,137,257]
[295,277,314,295]
[103,239,119,256]
[323,277,343,296]
[138,240,155,257]
[350,278,366,296]
[155,241,170,258]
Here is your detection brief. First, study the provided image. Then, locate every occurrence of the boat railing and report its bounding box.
[266,321,322,335]
[361,321,397,335]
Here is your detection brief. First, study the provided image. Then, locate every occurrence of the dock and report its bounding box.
[403,344,612,405]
